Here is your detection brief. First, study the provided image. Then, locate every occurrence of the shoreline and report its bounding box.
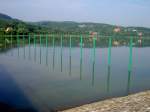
[61,90,150,112]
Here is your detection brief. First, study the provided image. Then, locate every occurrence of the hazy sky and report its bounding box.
[0,0,150,27]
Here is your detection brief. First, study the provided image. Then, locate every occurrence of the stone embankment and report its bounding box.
[62,91,150,112]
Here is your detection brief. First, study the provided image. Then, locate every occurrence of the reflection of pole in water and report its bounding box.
[34,35,36,62]
[11,34,13,56]
[4,35,7,55]
[92,37,96,86]
[107,66,111,93]
[53,35,55,71]
[69,35,72,76]
[46,34,48,66]
[40,34,42,64]
[60,35,63,72]
[80,35,83,80]
[108,37,112,67]
[127,71,131,94]
[17,35,20,58]
[5,35,6,49]
[28,35,31,60]
[23,34,25,59]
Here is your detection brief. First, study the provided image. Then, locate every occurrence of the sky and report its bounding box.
[0,0,150,27]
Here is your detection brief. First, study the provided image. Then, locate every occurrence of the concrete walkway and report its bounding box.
[62,90,150,112]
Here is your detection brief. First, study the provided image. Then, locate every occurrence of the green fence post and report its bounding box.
[53,34,55,71]
[128,37,133,72]
[69,35,72,76]
[61,34,63,72]
[46,34,48,66]
[92,37,96,86]
[5,35,6,49]
[127,37,133,94]
[80,35,83,80]
[28,34,31,60]
[108,37,112,67]
[40,34,42,64]
[23,34,25,59]
[11,34,13,56]
[17,34,20,57]
[34,34,36,62]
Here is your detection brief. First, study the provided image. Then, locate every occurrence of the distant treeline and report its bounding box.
[1,13,150,36]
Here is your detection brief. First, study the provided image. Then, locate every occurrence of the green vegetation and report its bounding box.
[1,13,150,36]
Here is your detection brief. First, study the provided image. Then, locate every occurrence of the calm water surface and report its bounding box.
[0,44,150,111]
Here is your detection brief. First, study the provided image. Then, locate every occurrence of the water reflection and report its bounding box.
[107,66,111,93]
[127,71,131,94]
[1,35,150,111]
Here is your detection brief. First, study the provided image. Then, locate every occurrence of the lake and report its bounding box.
[0,36,150,111]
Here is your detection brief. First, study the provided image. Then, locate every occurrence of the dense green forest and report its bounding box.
[0,13,150,36]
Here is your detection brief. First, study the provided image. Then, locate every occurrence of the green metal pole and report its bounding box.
[128,37,133,72]
[11,33,13,56]
[28,34,31,60]
[34,34,36,62]
[23,34,25,59]
[40,34,42,64]
[69,35,72,76]
[5,35,6,49]
[108,37,112,67]
[53,34,55,71]
[17,34,20,57]
[46,34,48,66]
[80,35,83,80]
[4,35,7,55]
[61,34,63,72]
[92,37,96,86]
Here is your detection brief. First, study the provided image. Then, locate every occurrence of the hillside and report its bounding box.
[0,13,12,20]
[0,13,150,36]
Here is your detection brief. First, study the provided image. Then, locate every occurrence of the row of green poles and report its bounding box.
[53,35,55,71]
[69,35,72,76]
[80,35,83,80]
[92,37,96,86]
[61,35,63,72]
